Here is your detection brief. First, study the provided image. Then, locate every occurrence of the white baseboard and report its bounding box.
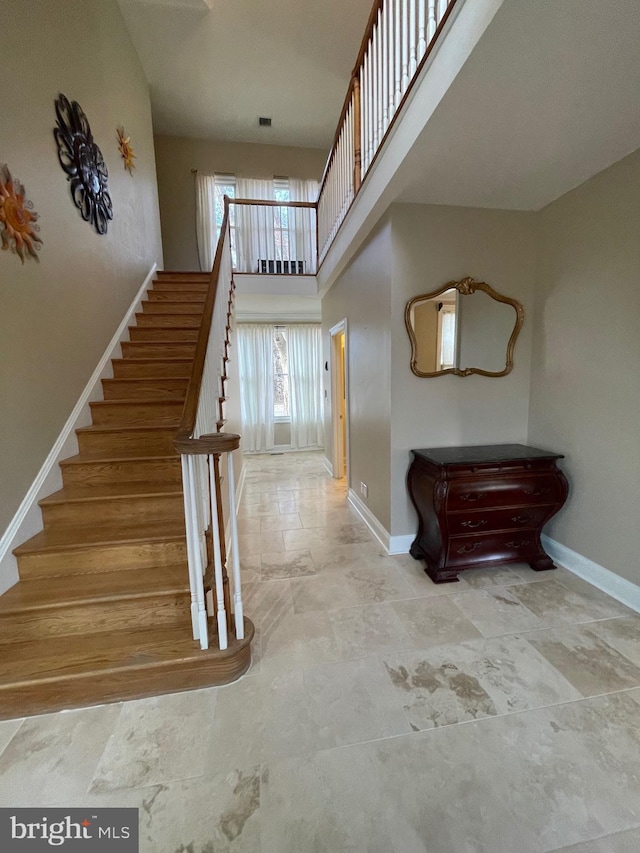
[542,535,640,613]
[347,490,415,556]
[0,263,158,595]
[322,456,333,477]
[348,489,390,552]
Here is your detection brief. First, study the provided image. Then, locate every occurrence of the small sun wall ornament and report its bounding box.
[0,165,43,263]
[117,126,136,175]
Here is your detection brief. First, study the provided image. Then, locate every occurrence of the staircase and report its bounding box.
[0,271,252,721]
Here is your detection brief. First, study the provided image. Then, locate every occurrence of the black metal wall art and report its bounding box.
[53,94,113,234]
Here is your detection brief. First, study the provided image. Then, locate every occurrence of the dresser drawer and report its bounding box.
[446,531,538,567]
[447,505,553,536]
[447,476,562,511]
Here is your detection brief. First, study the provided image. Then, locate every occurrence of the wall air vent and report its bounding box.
[258,117,272,127]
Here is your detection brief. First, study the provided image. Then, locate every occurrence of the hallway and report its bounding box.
[1,452,640,851]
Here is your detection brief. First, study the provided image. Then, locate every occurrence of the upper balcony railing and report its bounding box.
[317,0,458,264]
[230,199,317,276]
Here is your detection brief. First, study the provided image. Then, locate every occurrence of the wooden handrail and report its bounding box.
[174,197,231,453]
[318,76,357,199]
[352,0,385,79]
[174,432,241,455]
[316,0,460,273]
[232,199,316,209]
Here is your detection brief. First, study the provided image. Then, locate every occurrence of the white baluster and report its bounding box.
[188,454,209,649]
[401,0,409,92]
[226,452,244,640]
[361,56,369,172]
[208,454,228,650]
[418,0,426,61]
[375,12,383,146]
[386,0,394,122]
[409,0,417,77]
[382,10,389,133]
[437,0,448,24]
[181,456,201,641]
[394,0,402,108]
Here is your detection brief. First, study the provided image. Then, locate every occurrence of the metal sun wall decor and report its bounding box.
[0,164,43,263]
[53,93,113,235]
[116,126,136,175]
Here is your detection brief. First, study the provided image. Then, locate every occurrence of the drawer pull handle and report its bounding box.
[457,542,482,554]
[461,520,487,529]
[507,540,530,549]
[460,493,486,502]
[511,515,533,524]
[524,487,550,497]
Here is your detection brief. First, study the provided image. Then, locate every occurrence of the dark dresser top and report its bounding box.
[411,444,564,466]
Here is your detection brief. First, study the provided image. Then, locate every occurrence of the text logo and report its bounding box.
[0,809,138,851]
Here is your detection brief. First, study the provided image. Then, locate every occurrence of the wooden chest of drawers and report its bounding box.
[407,444,568,584]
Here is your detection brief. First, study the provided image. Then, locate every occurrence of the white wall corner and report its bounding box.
[387,534,415,556]
[0,262,158,595]
[322,456,333,477]
[542,535,640,614]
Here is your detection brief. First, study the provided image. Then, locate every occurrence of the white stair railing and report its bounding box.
[317,0,457,265]
[174,199,246,651]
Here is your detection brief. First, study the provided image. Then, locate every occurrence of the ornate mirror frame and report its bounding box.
[405,277,524,378]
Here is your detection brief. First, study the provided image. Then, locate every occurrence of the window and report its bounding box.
[214,174,236,265]
[272,326,290,419]
[273,177,290,262]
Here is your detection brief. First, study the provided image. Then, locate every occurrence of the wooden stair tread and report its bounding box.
[0,622,253,692]
[14,519,186,554]
[39,482,183,506]
[113,357,193,364]
[60,450,180,465]
[0,566,189,614]
[76,423,179,435]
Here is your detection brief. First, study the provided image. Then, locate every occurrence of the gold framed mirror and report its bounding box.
[405,277,524,378]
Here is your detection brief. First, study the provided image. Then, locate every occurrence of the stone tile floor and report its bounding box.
[2,451,640,852]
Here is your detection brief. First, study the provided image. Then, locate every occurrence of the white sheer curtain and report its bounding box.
[235,178,275,272]
[195,173,217,272]
[237,324,275,453]
[289,178,319,273]
[287,324,324,449]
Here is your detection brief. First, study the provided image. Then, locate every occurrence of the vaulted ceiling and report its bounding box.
[117,0,373,149]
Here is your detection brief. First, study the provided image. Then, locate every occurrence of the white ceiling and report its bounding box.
[117,0,373,148]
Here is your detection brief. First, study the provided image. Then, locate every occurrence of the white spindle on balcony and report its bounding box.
[317,0,456,265]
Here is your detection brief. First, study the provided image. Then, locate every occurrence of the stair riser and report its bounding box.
[0,595,190,644]
[135,312,202,328]
[41,494,185,529]
[147,290,207,303]
[141,301,204,315]
[121,342,196,359]
[77,429,176,455]
[0,643,251,721]
[17,539,187,577]
[156,272,209,280]
[112,359,193,379]
[128,327,199,342]
[152,281,208,292]
[61,457,182,487]
[102,378,189,400]
[90,401,183,427]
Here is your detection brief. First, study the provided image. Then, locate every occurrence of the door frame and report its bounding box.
[329,319,349,481]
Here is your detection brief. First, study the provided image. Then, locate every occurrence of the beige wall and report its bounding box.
[0,0,163,537]
[322,217,393,529]
[154,135,328,270]
[528,149,640,585]
[389,204,537,535]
